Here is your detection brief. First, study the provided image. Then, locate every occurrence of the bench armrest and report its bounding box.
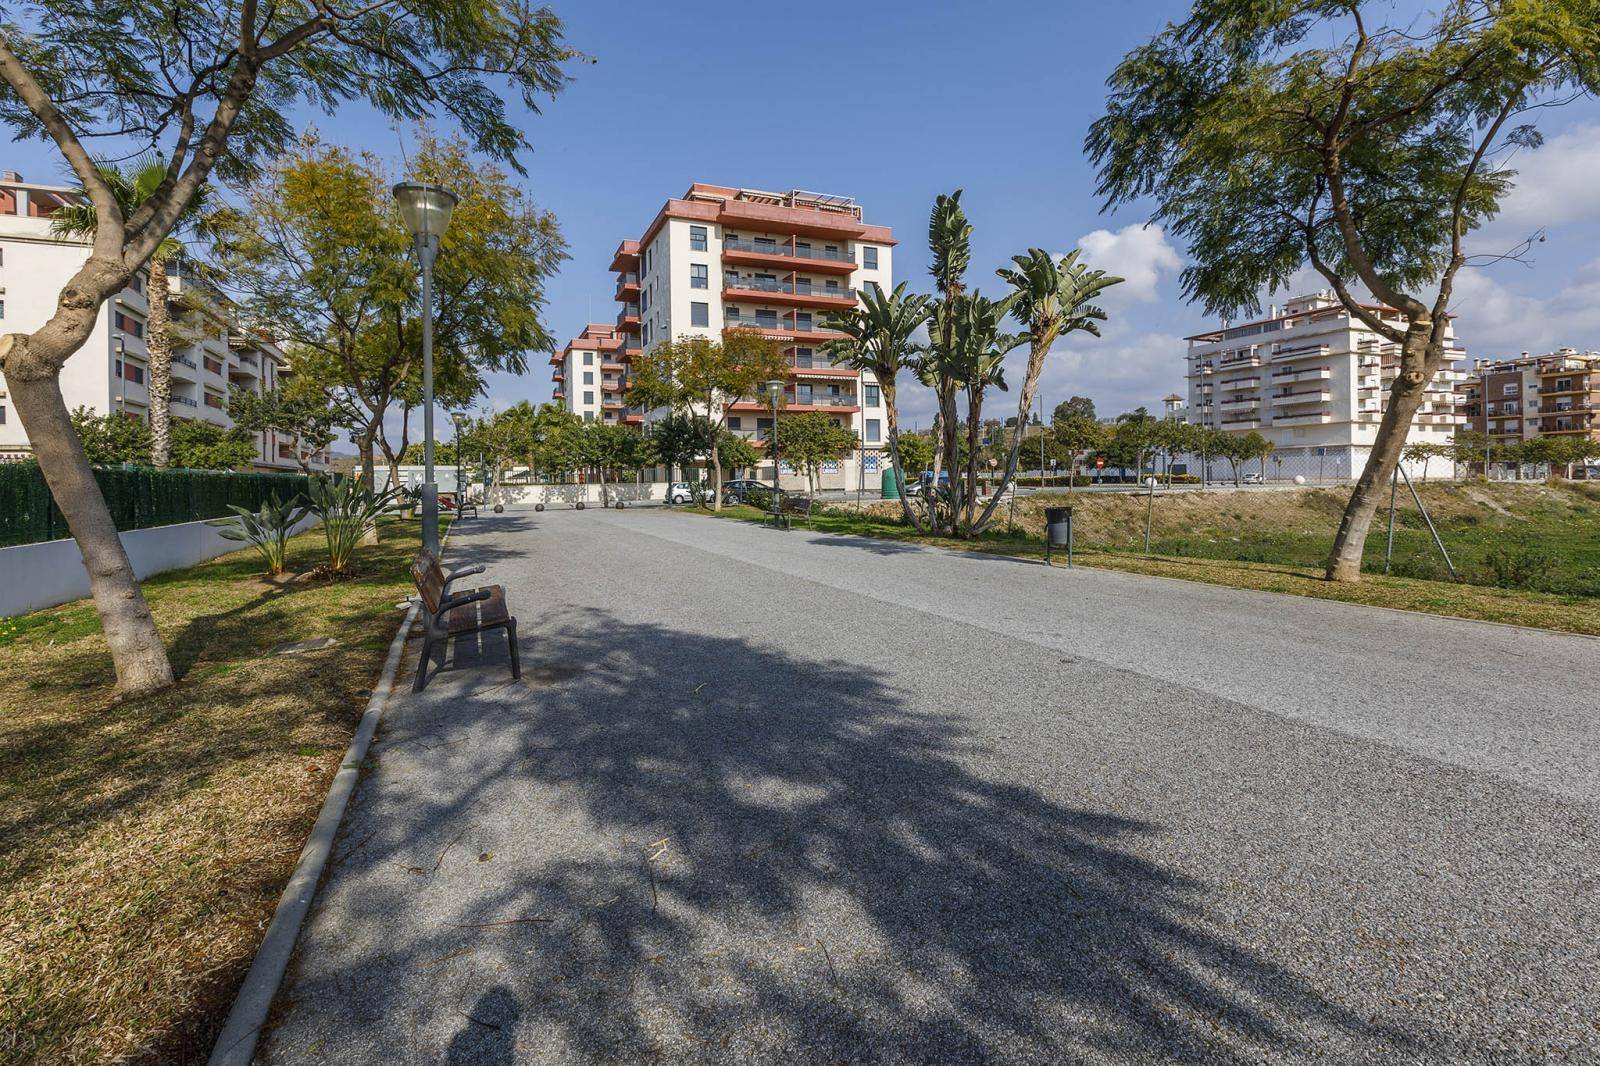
[442,563,486,591]
[437,587,491,614]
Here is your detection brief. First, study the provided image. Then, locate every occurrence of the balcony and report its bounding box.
[722,238,856,274]
[616,306,640,333]
[1274,412,1334,426]
[1271,365,1331,382]
[1219,353,1261,369]
[1217,376,1260,390]
[723,317,845,344]
[171,395,198,408]
[1218,398,1260,413]
[615,273,640,302]
[1271,389,1332,406]
[1272,342,1330,362]
[722,275,856,309]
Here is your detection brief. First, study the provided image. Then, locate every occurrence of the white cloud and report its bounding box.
[1075,223,1183,304]
[1452,260,1600,356]
[1483,123,1600,237]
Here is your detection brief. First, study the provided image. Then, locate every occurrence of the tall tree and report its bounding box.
[0,0,573,695]
[775,412,857,495]
[627,331,787,511]
[1052,395,1097,426]
[822,281,933,529]
[1088,0,1600,581]
[227,385,337,474]
[980,249,1121,529]
[923,191,974,535]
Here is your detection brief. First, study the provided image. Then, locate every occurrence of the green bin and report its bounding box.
[880,466,900,500]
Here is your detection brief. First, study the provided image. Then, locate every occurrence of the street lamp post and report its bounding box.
[392,181,459,555]
[763,378,784,526]
[114,334,127,415]
[452,412,467,509]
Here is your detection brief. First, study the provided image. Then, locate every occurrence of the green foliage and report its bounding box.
[775,413,857,492]
[228,385,336,469]
[213,493,310,576]
[70,407,152,465]
[1052,396,1097,425]
[0,462,311,547]
[894,433,935,475]
[169,420,259,470]
[305,476,397,577]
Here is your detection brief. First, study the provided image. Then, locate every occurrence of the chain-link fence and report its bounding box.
[0,462,313,548]
[986,478,1600,597]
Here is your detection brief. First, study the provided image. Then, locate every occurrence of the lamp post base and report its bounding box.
[421,482,439,555]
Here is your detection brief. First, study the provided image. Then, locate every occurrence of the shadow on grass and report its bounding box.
[276,607,1420,1061]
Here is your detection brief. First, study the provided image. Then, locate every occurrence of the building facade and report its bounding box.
[603,183,896,491]
[1457,348,1600,448]
[0,172,325,472]
[551,323,633,424]
[1184,291,1466,479]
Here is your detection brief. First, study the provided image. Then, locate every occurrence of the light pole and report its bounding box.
[763,378,784,524]
[392,181,459,555]
[114,334,127,415]
[452,412,467,508]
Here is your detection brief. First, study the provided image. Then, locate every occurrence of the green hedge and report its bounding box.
[0,462,313,548]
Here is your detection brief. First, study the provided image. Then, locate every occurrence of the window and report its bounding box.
[864,454,880,473]
[823,460,840,474]
[864,384,880,407]
[728,416,742,430]
[0,299,6,318]
[204,392,225,409]
[690,301,709,327]
[689,225,707,251]
[756,309,778,328]
[795,347,814,369]
[756,417,773,440]
[1504,383,1520,396]
[690,264,708,289]
[114,312,145,338]
[755,236,777,250]
[796,384,814,403]
[583,351,593,365]
[862,246,878,270]
[642,322,651,345]
[0,404,6,424]
[863,280,881,297]
[584,391,594,405]
[122,361,145,385]
[795,312,812,331]
[204,355,223,375]
[583,371,594,385]
[866,419,882,442]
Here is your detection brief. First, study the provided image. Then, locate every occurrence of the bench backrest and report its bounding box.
[410,550,446,614]
[782,496,812,514]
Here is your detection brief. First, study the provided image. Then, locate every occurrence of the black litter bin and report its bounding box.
[1045,505,1074,566]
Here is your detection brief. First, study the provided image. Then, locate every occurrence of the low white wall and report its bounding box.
[0,514,319,618]
[490,482,669,508]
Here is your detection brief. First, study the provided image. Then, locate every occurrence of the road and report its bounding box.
[265,507,1600,1063]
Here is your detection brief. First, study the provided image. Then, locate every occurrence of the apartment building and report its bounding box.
[1458,349,1600,446]
[551,323,634,423]
[1184,291,1466,478]
[0,172,325,472]
[608,183,895,491]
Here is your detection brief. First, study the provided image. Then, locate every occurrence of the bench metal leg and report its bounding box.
[506,619,521,681]
[413,633,435,692]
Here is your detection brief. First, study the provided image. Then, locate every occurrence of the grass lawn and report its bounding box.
[0,519,430,1064]
[702,490,1600,636]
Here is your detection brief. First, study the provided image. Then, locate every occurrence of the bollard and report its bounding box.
[1045,505,1074,568]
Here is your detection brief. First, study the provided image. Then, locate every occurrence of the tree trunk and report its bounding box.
[2,333,174,696]
[1325,340,1436,582]
[973,336,1049,533]
[961,389,984,534]
[146,258,174,468]
[356,425,378,490]
[709,438,723,511]
[880,383,926,532]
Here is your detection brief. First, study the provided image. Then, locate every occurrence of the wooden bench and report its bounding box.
[764,494,814,531]
[409,550,520,692]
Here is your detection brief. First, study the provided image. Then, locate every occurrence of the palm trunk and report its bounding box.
[961,388,984,534]
[974,336,1050,533]
[1325,338,1436,582]
[2,319,174,696]
[938,382,960,535]
[146,258,174,468]
[881,384,926,532]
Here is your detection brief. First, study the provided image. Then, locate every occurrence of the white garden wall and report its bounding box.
[0,514,319,618]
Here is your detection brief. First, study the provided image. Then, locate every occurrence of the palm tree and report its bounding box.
[924,190,974,534]
[822,281,932,530]
[952,293,1024,532]
[51,158,207,469]
[978,248,1122,529]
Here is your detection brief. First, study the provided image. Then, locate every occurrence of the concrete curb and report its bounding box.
[208,596,419,1065]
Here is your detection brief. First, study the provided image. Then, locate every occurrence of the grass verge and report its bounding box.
[0,519,429,1064]
[699,501,1600,637]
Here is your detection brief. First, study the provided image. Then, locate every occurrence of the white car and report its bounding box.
[666,481,713,505]
[1242,472,1264,485]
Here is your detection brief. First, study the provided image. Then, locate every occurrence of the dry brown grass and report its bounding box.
[0,520,425,1064]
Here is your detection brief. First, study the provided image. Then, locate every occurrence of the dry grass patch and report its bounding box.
[0,519,426,1064]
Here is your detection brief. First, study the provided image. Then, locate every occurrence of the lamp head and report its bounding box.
[392,182,459,240]
[762,379,785,401]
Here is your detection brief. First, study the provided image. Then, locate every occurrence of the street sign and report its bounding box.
[1094,457,1105,469]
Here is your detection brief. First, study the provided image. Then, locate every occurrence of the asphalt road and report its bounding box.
[264,507,1600,1063]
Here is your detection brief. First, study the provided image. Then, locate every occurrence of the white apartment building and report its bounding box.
[551,323,632,423]
[0,172,325,472]
[609,183,896,492]
[1184,291,1466,479]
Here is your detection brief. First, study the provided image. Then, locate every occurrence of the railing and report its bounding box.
[173,354,197,369]
[724,238,855,264]
[792,394,857,407]
[724,276,856,300]
[617,272,639,285]
[171,395,198,408]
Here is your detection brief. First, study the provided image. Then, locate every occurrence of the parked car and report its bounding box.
[1241,472,1264,485]
[666,481,713,505]
[720,478,773,505]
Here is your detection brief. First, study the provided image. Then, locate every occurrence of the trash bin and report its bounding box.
[1045,505,1073,566]
[881,466,901,500]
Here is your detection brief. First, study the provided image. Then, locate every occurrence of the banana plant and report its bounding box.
[305,476,398,577]
[214,493,309,576]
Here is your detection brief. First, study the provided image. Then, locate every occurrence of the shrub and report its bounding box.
[305,476,396,577]
[1480,534,1556,591]
[213,493,310,576]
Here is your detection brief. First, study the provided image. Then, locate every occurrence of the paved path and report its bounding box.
[266,508,1600,1063]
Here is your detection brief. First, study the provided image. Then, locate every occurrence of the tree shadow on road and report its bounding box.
[277,607,1421,1061]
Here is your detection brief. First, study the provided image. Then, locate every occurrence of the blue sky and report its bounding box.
[10,0,1600,436]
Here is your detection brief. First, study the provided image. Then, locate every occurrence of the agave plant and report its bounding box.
[305,476,398,577]
[214,493,310,576]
